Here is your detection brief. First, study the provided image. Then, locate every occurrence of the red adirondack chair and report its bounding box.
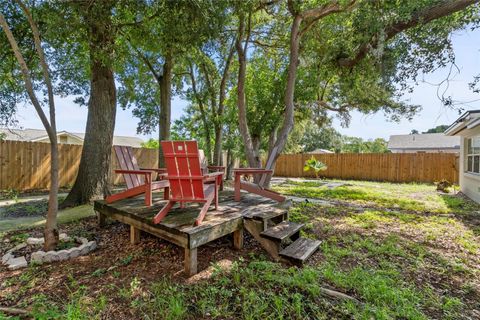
[233,146,286,202]
[199,149,225,190]
[106,146,169,207]
[152,141,223,226]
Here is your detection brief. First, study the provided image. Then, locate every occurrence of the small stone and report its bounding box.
[31,251,46,264]
[51,253,61,262]
[2,252,13,264]
[8,243,27,254]
[7,256,27,270]
[27,237,44,245]
[79,244,89,255]
[86,241,97,251]
[43,251,56,263]
[67,247,81,258]
[59,233,72,242]
[78,237,88,245]
[3,239,10,243]
[57,250,69,261]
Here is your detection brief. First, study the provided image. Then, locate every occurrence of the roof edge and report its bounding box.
[445,110,480,136]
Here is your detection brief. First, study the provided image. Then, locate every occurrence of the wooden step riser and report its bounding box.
[244,219,281,261]
[260,221,304,242]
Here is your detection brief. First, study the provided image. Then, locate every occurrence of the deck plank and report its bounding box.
[94,190,267,249]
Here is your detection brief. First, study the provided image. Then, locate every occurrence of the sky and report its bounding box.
[12,28,480,141]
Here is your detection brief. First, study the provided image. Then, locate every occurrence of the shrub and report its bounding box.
[435,179,453,193]
[303,156,327,178]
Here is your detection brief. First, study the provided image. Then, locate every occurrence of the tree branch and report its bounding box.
[16,0,57,142]
[299,0,358,37]
[0,12,52,133]
[337,0,479,68]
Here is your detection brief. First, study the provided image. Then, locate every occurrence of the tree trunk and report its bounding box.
[236,13,260,168]
[263,15,302,186]
[62,2,116,207]
[267,126,278,157]
[226,147,233,180]
[213,126,223,166]
[158,51,173,167]
[44,140,59,250]
[190,63,212,163]
[213,41,235,166]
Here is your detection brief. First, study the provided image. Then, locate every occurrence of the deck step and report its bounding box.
[279,238,321,264]
[260,221,303,242]
[243,207,286,222]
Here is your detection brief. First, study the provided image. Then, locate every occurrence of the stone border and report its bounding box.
[2,233,97,270]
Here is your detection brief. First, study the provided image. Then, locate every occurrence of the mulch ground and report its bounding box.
[0,217,264,318]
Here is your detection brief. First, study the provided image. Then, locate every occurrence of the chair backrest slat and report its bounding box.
[114,146,144,188]
[161,140,205,200]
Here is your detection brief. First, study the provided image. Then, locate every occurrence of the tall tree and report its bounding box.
[118,0,225,167]
[0,1,59,249]
[185,38,236,165]
[260,0,478,185]
[62,0,117,207]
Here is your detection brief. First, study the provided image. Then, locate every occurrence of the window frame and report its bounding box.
[466,137,480,174]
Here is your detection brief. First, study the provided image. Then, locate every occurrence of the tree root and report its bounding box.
[319,287,361,304]
[0,307,29,316]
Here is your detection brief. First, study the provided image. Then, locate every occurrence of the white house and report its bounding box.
[445,110,480,202]
[388,133,460,153]
[0,128,144,148]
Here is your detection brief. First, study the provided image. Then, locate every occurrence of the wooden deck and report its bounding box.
[93,190,281,275]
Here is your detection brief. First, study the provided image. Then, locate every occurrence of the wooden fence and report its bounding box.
[0,141,460,191]
[0,140,158,191]
[275,153,459,184]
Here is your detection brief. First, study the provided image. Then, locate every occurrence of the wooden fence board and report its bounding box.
[275,152,459,184]
[0,141,159,191]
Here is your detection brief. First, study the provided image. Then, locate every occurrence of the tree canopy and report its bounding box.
[1,0,478,197]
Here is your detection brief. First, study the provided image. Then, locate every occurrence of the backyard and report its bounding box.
[1,179,479,319]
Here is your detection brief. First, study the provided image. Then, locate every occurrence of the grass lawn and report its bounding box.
[1,179,479,319]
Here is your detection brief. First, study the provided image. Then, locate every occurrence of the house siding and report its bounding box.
[459,126,480,203]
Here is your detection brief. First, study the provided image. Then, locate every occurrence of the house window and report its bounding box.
[466,137,480,173]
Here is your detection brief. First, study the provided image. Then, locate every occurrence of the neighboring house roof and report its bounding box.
[30,130,84,142]
[445,110,480,136]
[0,128,144,147]
[310,148,334,154]
[388,133,460,150]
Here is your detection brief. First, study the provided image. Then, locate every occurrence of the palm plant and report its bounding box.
[303,156,327,179]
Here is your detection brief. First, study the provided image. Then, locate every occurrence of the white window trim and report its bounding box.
[465,137,480,174]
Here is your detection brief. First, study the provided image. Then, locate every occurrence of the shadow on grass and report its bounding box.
[0,204,94,234]
[439,193,480,236]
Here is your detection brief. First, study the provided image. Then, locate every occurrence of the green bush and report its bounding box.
[303,157,327,178]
